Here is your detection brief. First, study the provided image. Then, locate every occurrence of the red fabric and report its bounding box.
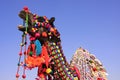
[41,46,50,68]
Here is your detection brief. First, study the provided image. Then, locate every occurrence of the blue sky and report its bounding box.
[0,0,120,80]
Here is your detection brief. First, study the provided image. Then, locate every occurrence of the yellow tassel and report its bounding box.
[74,77,78,80]
[46,68,52,74]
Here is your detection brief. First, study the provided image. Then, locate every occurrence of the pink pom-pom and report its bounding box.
[46,24,50,28]
[19,52,22,56]
[16,73,19,78]
[22,74,26,79]
[35,33,40,38]
[30,36,36,41]
[23,6,29,13]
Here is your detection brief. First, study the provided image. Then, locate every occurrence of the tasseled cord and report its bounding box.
[16,7,29,80]
[16,33,24,80]
[21,11,28,79]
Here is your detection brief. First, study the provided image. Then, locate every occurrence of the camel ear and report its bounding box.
[50,17,55,22]
[49,17,55,27]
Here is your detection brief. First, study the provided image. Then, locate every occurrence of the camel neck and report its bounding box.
[46,41,79,80]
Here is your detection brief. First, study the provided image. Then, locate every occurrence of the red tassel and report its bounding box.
[41,45,50,68]
[27,44,36,56]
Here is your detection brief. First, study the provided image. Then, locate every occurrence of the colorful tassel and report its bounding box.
[34,40,42,56]
[41,45,50,68]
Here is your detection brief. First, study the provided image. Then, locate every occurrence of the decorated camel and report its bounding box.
[16,7,107,80]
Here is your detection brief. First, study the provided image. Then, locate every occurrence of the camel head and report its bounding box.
[18,7,61,45]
